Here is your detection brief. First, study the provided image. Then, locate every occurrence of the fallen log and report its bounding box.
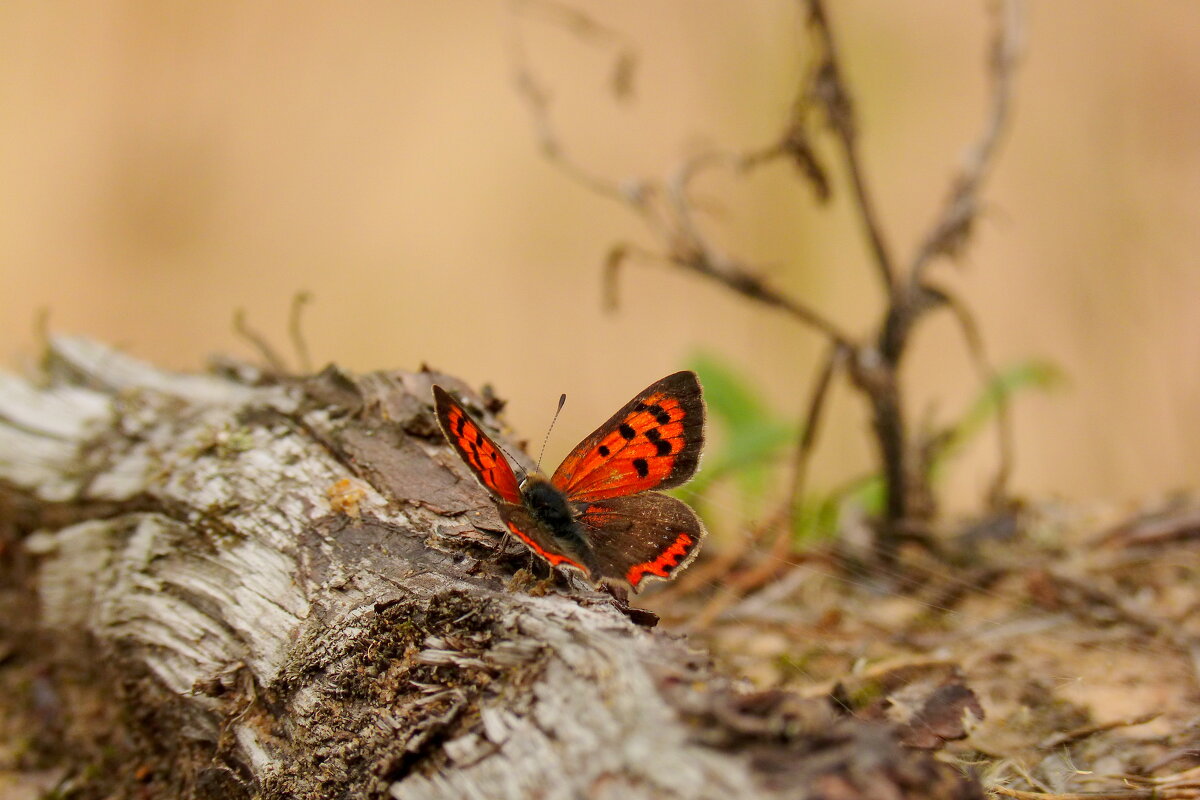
[0,337,982,799]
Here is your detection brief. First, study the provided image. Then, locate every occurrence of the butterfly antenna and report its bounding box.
[536,393,567,472]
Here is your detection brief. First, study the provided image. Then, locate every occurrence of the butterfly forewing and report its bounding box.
[550,371,704,503]
[433,385,523,505]
[574,492,706,590]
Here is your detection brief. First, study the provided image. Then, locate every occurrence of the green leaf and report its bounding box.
[688,351,773,426]
[683,351,796,514]
[789,360,1062,543]
[932,358,1065,472]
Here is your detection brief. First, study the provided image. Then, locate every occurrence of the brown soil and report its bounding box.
[645,497,1200,798]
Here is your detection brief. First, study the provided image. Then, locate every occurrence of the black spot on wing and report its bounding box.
[598,444,610,457]
[646,403,671,425]
[644,428,673,455]
[632,458,649,478]
[619,423,636,440]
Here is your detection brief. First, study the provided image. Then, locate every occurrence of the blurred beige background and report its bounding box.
[1,1,1197,513]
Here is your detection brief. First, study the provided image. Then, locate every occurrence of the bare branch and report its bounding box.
[804,0,898,295]
[934,284,1014,508]
[514,0,1023,544]
[288,291,314,375]
[233,309,289,375]
[786,342,849,527]
[510,3,856,346]
[909,0,1023,281]
[513,0,636,103]
[663,156,853,343]
[763,122,832,202]
[508,3,630,204]
[742,80,832,202]
[602,242,673,311]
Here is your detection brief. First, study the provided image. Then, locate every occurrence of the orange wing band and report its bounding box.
[506,522,587,572]
[625,532,696,588]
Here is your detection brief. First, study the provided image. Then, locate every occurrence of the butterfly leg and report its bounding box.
[490,527,514,561]
[602,584,660,627]
[465,528,515,580]
[525,548,546,579]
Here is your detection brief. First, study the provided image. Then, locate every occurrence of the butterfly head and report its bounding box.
[519,473,571,524]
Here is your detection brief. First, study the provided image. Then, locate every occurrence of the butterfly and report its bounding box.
[432,371,706,593]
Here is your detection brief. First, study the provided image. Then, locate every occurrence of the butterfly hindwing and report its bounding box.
[432,385,523,505]
[550,371,704,503]
[574,492,707,591]
[496,503,591,576]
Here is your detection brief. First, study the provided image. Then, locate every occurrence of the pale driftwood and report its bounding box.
[0,337,982,800]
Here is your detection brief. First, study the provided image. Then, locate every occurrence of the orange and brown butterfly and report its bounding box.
[432,371,706,593]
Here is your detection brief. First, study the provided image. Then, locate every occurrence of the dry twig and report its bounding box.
[804,0,897,295]
[511,0,1025,565]
[910,0,1023,282]
[233,308,289,375]
[288,290,314,375]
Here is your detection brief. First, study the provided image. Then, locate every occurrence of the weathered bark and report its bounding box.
[0,337,982,800]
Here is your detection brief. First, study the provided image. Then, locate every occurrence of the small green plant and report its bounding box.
[681,351,1064,544]
[515,1,1026,553]
[678,351,796,519]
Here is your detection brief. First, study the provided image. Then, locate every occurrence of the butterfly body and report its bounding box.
[507,473,595,570]
[433,371,706,593]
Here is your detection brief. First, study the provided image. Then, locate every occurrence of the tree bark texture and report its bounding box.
[0,337,982,799]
